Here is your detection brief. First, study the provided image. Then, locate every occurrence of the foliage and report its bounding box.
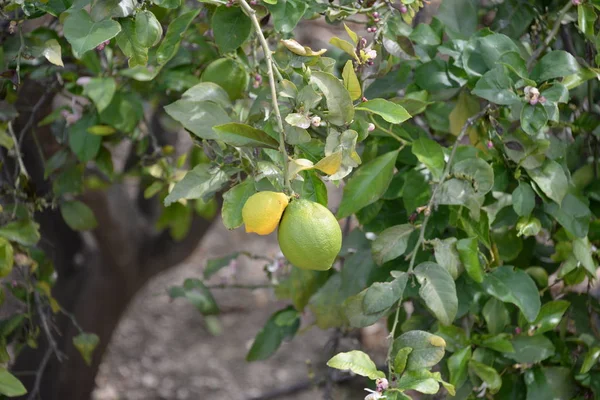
[1,0,600,398]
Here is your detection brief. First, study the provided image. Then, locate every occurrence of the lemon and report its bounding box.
[242,191,289,235]
[277,199,342,271]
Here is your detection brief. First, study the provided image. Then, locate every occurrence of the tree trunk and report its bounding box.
[8,80,215,400]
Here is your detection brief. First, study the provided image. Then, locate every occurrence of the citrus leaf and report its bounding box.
[356,99,411,124]
[337,150,398,219]
[83,77,117,113]
[342,60,361,101]
[527,159,568,204]
[456,237,483,283]
[371,224,414,265]
[213,123,279,148]
[164,100,231,140]
[63,10,121,58]
[212,5,252,53]
[469,360,502,393]
[327,350,385,379]
[310,71,354,126]
[392,330,446,371]
[0,220,40,246]
[412,137,445,181]
[0,368,26,397]
[164,164,229,206]
[414,262,458,326]
[73,333,100,366]
[483,266,541,322]
[222,180,256,230]
[60,201,98,231]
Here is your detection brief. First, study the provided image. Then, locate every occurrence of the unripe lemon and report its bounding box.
[242,191,289,235]
[277,199,342,271]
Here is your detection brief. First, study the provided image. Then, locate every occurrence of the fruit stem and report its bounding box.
[238,0,291,192]
[526,0,573,70]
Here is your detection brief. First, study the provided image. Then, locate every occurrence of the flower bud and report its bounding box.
[368,123,375,132]
[311,115,322,127]
[400,5,408,13]
[376,378,389,392]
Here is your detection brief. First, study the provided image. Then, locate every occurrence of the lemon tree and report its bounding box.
[2,0,600,398]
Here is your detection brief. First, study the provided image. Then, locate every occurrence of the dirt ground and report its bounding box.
[92,203,387,400]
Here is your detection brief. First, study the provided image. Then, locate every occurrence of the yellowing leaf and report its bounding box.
[43,39,64,67]
[281,39,327,56]
[314,152,342,175]
[87,125,116,136]
[342,60,361,101]
[344,23,358,44]
[449,91,480,138]
[288,158,314,181]
[429,335,447,347]
[329,37,358,60]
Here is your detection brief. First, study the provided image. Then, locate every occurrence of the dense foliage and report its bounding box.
[1,0,600,398]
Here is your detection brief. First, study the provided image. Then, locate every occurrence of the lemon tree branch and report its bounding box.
[238,0,290,191]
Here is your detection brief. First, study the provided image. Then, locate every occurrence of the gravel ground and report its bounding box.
[92,215,385,400]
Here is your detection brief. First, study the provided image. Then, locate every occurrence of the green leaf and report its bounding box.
[265,0,308,33]
[578,4,597,38]
[530,51,580,82]
[42,39,64,67]
[437,0,477,39]
[0,238,14,278]
[581,347,600,374]
[452,158,495,194]
[310,71,354,126]
[479,333,515,353]
[402,169,431,214]
[300,170,328,206]
[392,330,446,371]
[164,100,231,140]
[472,67,520,105]
[371,224,414,265]
[181,82,231,108]
[213,123,279,148]
[327,350,385,380]
[73,333,100,366]
[411,137,445,181]
[544,193,591,238]
[448,346,471,388]
[449,91,480,136]
[135,10,163,48]
[394,347,413,375]
[221,180,256,230]
[529,300,570,335]
[0,220,40,246]
[343,289,387,328]
[87,125,116,136]
[152,0,181,8]
[164,164,229,206]
[483,266,541,322]
[414,262,458,326]
[116,18,148,67]
[83,77,116,113]
[247,307,300,361]
[212,5,251,53]
[336,150,398,219]
[63,10,121,58]
[513,182,536,217]
[363,272,408,314]
[573,237,596,275]
[99,92,143,133]
[482,298,510,335]
[201,58,249,101]
[397,369,440,394]
[169,278,219,315]
[329,37,358,59]
[469,360,502,393]
[275,267,330,311]
[69,113,102,162]
[508,335,555,363]
[156,10,200,65]
[521,104,548,136]
[525,367,577,400]
[342,60,361,101]
[456,237,483,283]
[356,99,411,124]
[527,159,568,204]
[204,253,240,279]
[0,368,27,397]
[432,238,462,280]
[60,201,98,231]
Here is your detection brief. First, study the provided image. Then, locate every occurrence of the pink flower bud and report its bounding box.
[376,378,389,392]
[368,123,375,132]
[515,327,522,334]
[539,96,546,104]
[529,98,538,106]
[362,96,368,102]
[400,5,408,13]
[487,141,494,149]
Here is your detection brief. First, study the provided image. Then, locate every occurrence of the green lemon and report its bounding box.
[277,199,342,271]
[201,58,249,100]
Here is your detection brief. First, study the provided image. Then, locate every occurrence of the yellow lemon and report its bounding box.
[277,199,342,271]
[242,191,289,235]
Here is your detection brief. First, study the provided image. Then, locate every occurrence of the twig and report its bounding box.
[205,283,272,290]
[238,0,291,191]
[26,348,52,400]
[526,1,573,70]
[7,121,29,180]
[35,292,64,361]
[386,105,492,379]
[369,115,409,144]
[16,23,25,86]
[328,1,388,13]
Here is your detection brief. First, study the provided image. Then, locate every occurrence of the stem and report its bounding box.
[527,1,573,70]
[16,23,25,86]
[7,121,29,179]
[386,106,492,379]
[329,1,387,13]
[238,0,290,191]
[386,304,402,378]
[205,283,271,290]
[369,115,409,144]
